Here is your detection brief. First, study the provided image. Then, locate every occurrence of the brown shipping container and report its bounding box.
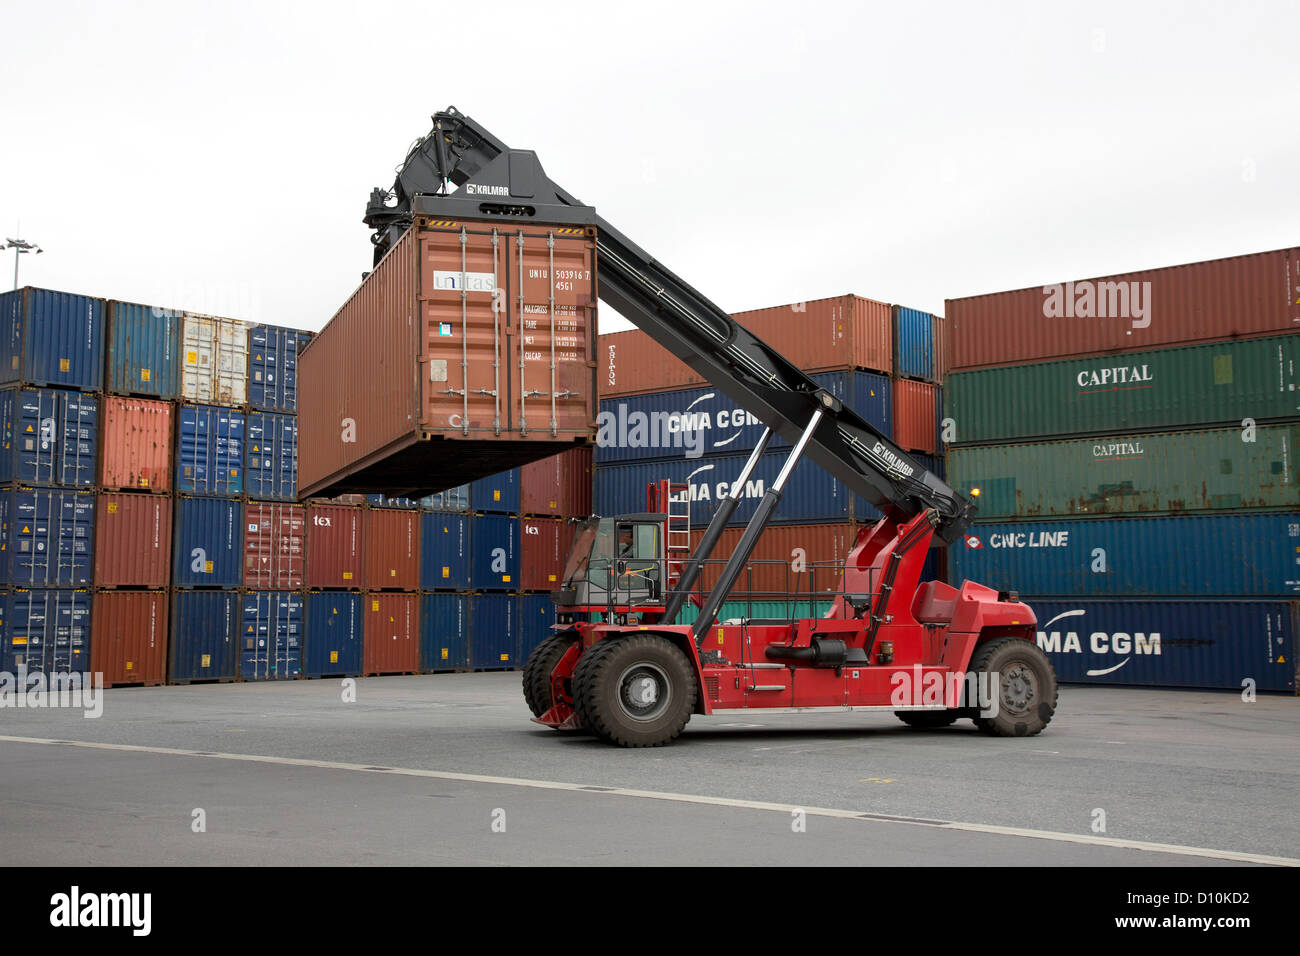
[363,507,420,590]
[244,502,305,588]
[298,217,599,499]
[520,517,577,592]
[99,396,173,492]
[600,294,894,398]
[892,379,938,454]
[305,504,364,588]
[520,447,593,517]
[363,591,419,675]
[946,246,1300,371]
[94,493,173,588]
[688,523,860,600]
[90,590,169,686]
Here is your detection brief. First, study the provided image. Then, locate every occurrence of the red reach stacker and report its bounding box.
[363,107,1058,746]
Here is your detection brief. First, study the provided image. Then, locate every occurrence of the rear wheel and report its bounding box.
[522,632,577,719]
[968,637,1058,737]
[895,710,960,729]
[572,635,697,747]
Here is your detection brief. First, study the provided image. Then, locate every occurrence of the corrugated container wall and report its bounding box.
[686,523,861,601]
[169,590,238,681]
[240,591,303,680]
[244,411,297,501]
[518,593,556,664]
[0,287,104,390]
[180,313,249,405]
[3,588,92,675]
[106,302,180,398]
[469,594,516,670]
[944,334,1300,445]
[0,387,97,487]
[1031,599,1297,693]
[94,493,172,588]
[248,325,310,412]
[298,218,598,499]
[421,592,468,671]
[520,447,592,517]
[892,306,935,382]
[420,512,470,590]
[471,468,521,515]
[91,591,168,686]
[100,396,172,492]
[171,496,243,588]
[362,508,419,590]
[175,404,244,496]
[304,591,362,677]
[946,246,1300,370]
[520,517,575,592]
[0,488,95,586]
[421,485,470,513]
[243,502,305,588]
[952,513,1300,598]
[892,379,938,454]
[599,294,893,398]
[948,424,1298,518]
[471,513,520,591]
[363,592,419,675]
[305,504,364,588]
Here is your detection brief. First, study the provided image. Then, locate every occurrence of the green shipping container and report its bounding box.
[949,423,1299,518]
[944,335,1300,444]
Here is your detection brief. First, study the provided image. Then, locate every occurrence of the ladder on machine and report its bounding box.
[648,479,691,598]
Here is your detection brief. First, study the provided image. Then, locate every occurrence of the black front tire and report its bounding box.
[572,635,697,747]
[522,633,577,719]
[967,637,1058,737]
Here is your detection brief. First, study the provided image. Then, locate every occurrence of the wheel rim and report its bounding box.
[616,661,671,722]
[999,661,1037,716]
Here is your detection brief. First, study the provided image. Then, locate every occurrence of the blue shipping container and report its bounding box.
[0,287,104,390]
[421,485,471,513]
[1031,599,1297,693]
[471,468,521,514]
[595,370,893,465]
[421,512,470,590]
[892,306,936,382]
[244,411,297,501]
[172,496,244,587]
[0,387,97,487]
[470,593,516,670]
[471,513,519,590]
[105,301,181,398]
[176,404,245,496]
[248,324,310,412]
[3,588,92,676]
[421,592,469,671]
[170,590,238,681]
[0,488,94,586]
[240,590,303,680]
[953,513,1300,598]
[304,591,363,677]
[518,593,556,664]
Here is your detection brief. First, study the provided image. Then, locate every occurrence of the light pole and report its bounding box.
[4,237,43,290]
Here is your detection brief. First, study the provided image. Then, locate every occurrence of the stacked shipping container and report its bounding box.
[945,246,1300,692]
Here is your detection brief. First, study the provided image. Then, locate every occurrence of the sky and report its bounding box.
[2,0,1297,333]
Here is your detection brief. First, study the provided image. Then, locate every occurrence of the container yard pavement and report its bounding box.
[1,675,1296,866]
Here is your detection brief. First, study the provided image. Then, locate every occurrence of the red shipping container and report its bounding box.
[244,502,305,588]
[600,294,893,398]
[99,396,172,492]
[892,378,938,454]
[520,447,593,517]
[363,507,420,590]
[520,517,576,591]
[94,493,172,588]
[945,246,1300,370]
[90,590,169,686]
[305,504,364,588]
[688,523,860,600]
[363,591,419,675]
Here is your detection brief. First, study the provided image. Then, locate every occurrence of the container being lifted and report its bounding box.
[298,214,598,499]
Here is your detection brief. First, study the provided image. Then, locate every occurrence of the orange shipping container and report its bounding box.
[94,493,172,588]
[298,217,598,499]
[90,590,169,686]
[99,396,172,491]
[892,379,938,455]
[687,523,860,601]
[520,447,592,517]
[363,592,419,675]
[305,503,364,588]
[362,507,420,590]
[244,502,305,588]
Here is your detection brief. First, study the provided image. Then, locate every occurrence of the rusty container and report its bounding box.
[362,507,420,590]
[298,217,599,499]
[90,590,169,686]
[946,245,1300,370]
[99,395,173,492]
[520,446,593,517]
[362,591,420,675]
[304,503,364,589]
[94,493,173,588]
[892,379,939,454]
[243,502,306,588]
[520,516,577,592]
[688,523,861,602]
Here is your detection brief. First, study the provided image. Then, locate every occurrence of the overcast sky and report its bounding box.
[2,0,1297,333]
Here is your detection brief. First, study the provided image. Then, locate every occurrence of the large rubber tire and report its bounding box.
[571,635,697,747]
[967,637,1058,737]
[895,710,961,729]
[522,633,577,719]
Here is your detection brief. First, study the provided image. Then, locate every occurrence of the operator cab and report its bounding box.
[552,514,666,622]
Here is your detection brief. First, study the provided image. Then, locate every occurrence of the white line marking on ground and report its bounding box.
[2,734,1294,866]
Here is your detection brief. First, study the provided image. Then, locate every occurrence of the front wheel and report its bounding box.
[572,635,697,747]
[967,637,1058,737]
[522,633,577,719]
